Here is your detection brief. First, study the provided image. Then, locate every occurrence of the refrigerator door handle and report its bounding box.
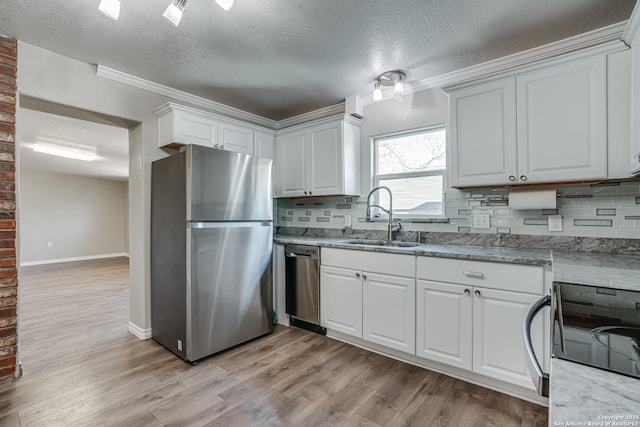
[189,221,272,229]
[523,294,551,397]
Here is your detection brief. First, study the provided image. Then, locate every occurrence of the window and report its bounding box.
[373,126,446,217]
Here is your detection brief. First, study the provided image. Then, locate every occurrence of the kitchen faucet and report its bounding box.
[365,186,396,241]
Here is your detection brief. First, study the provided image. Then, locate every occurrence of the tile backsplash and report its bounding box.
[276,181,640,239]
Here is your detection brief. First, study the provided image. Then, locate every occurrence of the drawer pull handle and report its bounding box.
[463,270,484,279]
[464,289,471,296]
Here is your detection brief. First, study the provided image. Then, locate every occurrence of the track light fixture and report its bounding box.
[98,0,121,20]
[163,0,187,27]
[372,70,407,102]
[98,0,235,27]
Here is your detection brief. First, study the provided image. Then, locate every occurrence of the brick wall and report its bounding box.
[0,36,18,383]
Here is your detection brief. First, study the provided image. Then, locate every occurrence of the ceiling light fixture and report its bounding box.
[163,0,187,27]
[215,0,235,11]
[98,0,121,20]
[373,80,383,102]
[372,70,408,102]
[33,143,98,162]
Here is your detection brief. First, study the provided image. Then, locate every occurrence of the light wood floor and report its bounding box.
[0,257,548,426]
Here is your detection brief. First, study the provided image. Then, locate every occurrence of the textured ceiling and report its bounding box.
[0,0,636,120]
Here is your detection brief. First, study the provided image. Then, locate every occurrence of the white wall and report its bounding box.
[19,170,128,264]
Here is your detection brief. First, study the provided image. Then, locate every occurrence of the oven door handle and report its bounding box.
[523,295,550,397]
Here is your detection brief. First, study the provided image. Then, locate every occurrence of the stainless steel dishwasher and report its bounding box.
[285,245,326,335]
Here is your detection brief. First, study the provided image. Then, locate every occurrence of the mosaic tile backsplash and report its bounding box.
[276,181,640,239]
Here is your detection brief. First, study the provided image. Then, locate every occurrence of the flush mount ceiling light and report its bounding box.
[98,0,121,20]
[33,143,98,162]
[372,70,407,102]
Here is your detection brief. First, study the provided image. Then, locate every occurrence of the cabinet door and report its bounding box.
[255,132,275,160]
[275,131,307,197]
[449,78,517,187]
[472,287,543,390]
[320,266,362,338]
[516,56,607,183]
[174,110,217,148]
[363,273,415,353]
[219,123,254,155]
[416,280,472,370]
[308,122,343,196]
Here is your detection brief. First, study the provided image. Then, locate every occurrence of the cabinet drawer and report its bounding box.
[322,248,414,278]
[416,257,542,294]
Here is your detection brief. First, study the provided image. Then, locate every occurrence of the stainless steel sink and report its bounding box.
[341,239,420,248]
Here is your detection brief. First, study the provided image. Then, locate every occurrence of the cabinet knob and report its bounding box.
[309,191,312,195]
[304,191,308,195]
[214,144,219,149]
[520,175,527,181]
[464,289,471,296]
[220,145,224,149]
[355,273,361,278]
[362,274,367,280]
[508,175,516,182]
[475,290,481,297]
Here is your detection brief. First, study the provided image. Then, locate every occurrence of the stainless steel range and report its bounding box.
[552,282,640,379]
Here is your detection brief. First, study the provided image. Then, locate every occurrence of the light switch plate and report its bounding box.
[548,215,563,232]
[472,213,491,229]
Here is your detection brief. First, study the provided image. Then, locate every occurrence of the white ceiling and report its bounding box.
[19,109,129,181]
[0,1,635,120]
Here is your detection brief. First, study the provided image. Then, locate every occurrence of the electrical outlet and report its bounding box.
[548,215,563,232]
[472,213,491,229]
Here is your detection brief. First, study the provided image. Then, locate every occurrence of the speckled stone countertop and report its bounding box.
[274,235,552,266]
[552,250,640,292]
[550,359,640,426]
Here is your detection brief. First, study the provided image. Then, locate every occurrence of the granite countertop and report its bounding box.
[550,359,640,425]
[552,250,640,292]
[274,235,552,266]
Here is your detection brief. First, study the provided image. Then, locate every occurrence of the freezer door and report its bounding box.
[187,145,273,221]
[186,221,273,361]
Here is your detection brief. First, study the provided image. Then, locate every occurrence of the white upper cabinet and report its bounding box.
[447,52,611,187]
[625,6,640,175]
[274,115,361,198]
[218,122,254,155]
[449,79,517,187]
[254,132,275,160]
[154,103,275,157]
[516,56,607,183]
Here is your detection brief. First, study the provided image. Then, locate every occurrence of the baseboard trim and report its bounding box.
[20,253,129,267]
[128,322,152,340]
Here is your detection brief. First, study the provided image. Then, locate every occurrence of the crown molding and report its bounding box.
[361,21,628,105]
[96,65,278,129]
[623,3,640,45]
[276,102,346,130]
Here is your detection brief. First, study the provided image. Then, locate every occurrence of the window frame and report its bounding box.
[372,125,447,219]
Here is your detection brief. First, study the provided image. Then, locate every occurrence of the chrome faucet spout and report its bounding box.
[365,186,394,241]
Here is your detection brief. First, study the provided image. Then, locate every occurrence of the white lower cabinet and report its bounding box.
[320,249,415,352]
[416,257,546,391]
[416,280,472,370]
[472,287,544,389]
[320,265,362,338]
[363,273,415,353]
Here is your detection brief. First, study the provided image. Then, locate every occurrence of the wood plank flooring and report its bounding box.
[0,257,549,426]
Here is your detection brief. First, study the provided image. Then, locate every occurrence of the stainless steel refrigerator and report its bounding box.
[151,144,274,362]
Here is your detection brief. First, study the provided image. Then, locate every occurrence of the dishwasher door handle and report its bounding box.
[523,294,550,397]
[286,252,311,258]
